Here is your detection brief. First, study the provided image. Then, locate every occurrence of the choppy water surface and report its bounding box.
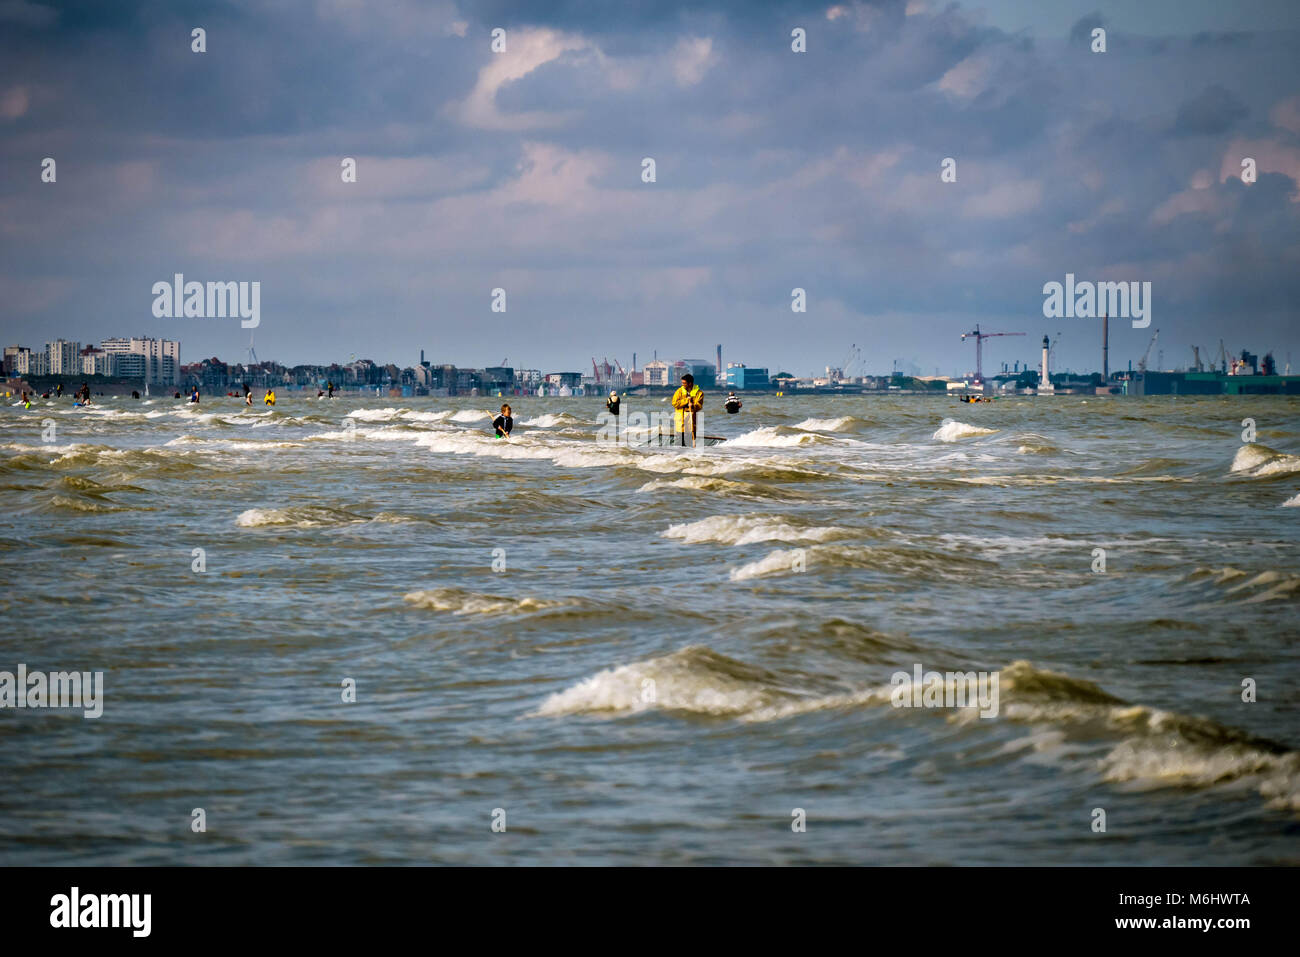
[1,393,1298,865]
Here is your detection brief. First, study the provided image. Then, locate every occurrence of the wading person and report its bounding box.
[671,373,703,447]
[606,390,620,417]
[492,404,513,439]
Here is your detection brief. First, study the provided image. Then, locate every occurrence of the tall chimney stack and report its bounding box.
[1102,312,1109,382]
[717,344,722,378]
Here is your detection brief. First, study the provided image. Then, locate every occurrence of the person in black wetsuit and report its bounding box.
[724,392,742,414]
[606,391,620,416]
[492,404,513,438]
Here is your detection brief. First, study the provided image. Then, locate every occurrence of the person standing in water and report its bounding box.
[671,373,703,446]
[724,392,742,414]
[264,389,276,406]
[190,386,200,404]
[492,404,513,439]
[606,391,620,416]
[327,381,335,398]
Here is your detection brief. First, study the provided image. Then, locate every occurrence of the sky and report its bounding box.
[2,0,1298,378]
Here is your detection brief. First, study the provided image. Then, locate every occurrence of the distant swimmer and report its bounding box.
[21,390,31,409]
[724,392,742,414]
[55,383,63,398]
[317,390,325,398]
[243,383,252,405]
[131,390,140,400]
[264,389,276,406]
[606,391,620,416]
[492,404,513,439]
[671,373,704,446]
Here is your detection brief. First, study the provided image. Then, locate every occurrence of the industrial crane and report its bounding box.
[838,344,863,379]
[960,325,1024,382]
[1138,329,1160,372]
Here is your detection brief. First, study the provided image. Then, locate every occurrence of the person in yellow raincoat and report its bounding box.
[671,373,703,446]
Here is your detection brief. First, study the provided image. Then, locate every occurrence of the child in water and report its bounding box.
[492,404,513,439]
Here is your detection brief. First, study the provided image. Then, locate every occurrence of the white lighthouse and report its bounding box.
[1037,335,1055,395]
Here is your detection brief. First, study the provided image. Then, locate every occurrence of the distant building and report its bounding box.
[678,359,717,389]
[47,339,81,376]
[81,346,112,377]
[726,364,769,390]
[6,346,31,376]
[642,360,670,386]
[101,336,180,385]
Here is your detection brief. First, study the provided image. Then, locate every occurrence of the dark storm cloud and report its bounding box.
[1,0,1298,375]
[1173,84,1249,137]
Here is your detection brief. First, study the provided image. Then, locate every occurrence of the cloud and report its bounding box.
[1172,84,1248,136]
[671,36,713,87]
[0,85,29,119]
[453,27,589,130]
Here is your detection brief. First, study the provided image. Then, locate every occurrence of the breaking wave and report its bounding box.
[403,587,573,616]
[933,419,998,442]
[663,514,851,547]
[1231,443,1300,479]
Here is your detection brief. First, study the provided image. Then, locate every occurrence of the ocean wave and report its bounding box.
[933,419,998,442]
[991,661,1300,812]
[726,427,825,448]
[236,505,365,527]
[664,513,850,547]
[403,587,573,616]
[636,475,781,499]
[1183,566,1300,604]
[1284,492,1300,507]
[792,416,858,432]
[519,413,582,428]
[1014,432,1060,455]
[1231,443,1300,479]
[535,651,1300,809]
[44,495,133,513]
[346,407,406,422]
[450,409,492,423]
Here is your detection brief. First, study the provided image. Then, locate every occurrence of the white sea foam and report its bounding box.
[727,427,821,447]
[729,548,806,581]
[236,505,362,527]
[400,410,455,423]
[1231,443,1300,478]
[1284,492,1300,507]
[347,407,404,421]
[403,587,570,616]
[933,419,997,442]
[663,514,849,546]
[793,416,856,432]
[519,413,581,428]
